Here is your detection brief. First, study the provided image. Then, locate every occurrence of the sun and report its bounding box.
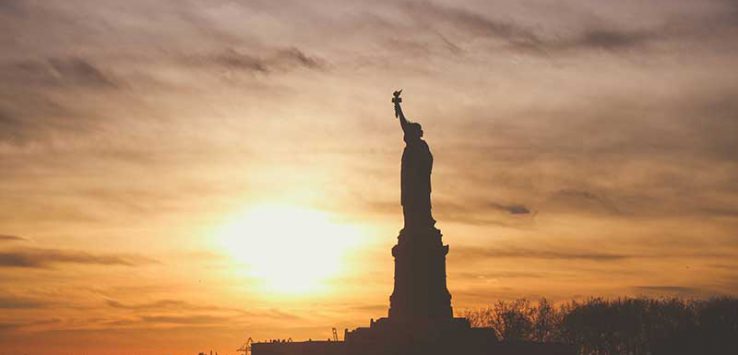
[215,204,363,295]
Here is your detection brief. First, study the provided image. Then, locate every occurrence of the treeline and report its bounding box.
[464,297,738,355]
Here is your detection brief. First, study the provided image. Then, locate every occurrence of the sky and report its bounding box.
[1,0,738,353]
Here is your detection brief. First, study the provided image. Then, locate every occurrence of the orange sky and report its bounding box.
[1,0,738,354]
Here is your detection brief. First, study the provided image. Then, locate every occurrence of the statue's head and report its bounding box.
[404,122,423,142]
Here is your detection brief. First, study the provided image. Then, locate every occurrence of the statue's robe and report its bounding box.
[401,139,435,229]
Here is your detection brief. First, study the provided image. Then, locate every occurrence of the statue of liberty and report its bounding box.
[392,90,436,231]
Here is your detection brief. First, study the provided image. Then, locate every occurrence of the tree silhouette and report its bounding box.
[464,297,738,355]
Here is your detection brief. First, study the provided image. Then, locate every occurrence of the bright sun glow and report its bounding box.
[216,204,363,295]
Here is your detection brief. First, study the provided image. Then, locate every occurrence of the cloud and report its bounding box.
[194,47,326,74]
[397,0,662,54]
[348,303,390,313]
[211,49,269,73]
[441,84,738,222]
[105,298,250,315]
[266,308,302,320]
[0,56,115,143]
[633,285,708,297]
[104,298,303,320]
[567,28,657,50]
[2,57,118,88]
[400,1,542,50]
[454,271,544,280]
[0,248,156,268]
[362,196,532,226]
[101,314,239,327]
[0,0,25,15]
[0,322,22,333]
[434,200,533,226]
[0,296,47,309]
[393,0,738,57]
[0,235,26,242]
[454,246,631,262]
[139,315,232,325]
[454,246,733,264]
[546,189,622,215]
[106,299,192,310]
[0,95,80,143]
[488,202,531,215]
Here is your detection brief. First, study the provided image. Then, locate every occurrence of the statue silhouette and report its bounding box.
[251,91,577,355]
[393,90,436,231]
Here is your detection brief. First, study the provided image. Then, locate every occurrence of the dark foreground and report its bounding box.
[252,297,737,355]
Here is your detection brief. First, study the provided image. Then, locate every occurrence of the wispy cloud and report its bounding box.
[0,296,47,309]
[454,246,632,262]
[488,202,531,215]
[106,299,197,310]
[435,203,533,226]
[1,57,117,88]
[105,298,250,315]
[454,271,544,280]
[392,0,738,57]
[633,285,709,297]
[399,1,542,50]
[565,28,657,50]
[0,248,156,268]
[363,198,532,226]
[139,315,232,325]
[0,235,26,242]
[454,246,733,263]
[397,0,662,54]
[189,47,326,74]
[546,189,622,215]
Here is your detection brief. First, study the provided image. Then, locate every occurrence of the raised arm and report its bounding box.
[393,90,409,133]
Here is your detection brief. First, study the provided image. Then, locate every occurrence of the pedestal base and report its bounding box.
[389,227,453,321]
[345,317,498,355]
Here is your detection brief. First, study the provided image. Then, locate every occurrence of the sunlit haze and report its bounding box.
[216,204,364,295]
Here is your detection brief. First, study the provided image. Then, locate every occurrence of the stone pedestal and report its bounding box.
[342,226,500,355]
[389,227,452,321]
